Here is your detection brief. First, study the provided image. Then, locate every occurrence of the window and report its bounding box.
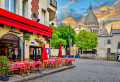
[118,42,120,49]
[79,27,81,29]
[22,0,28,17]
[51,23,54,26]
[46,48,49,54]
[11,0,16,13]
[5,0,9,11]
[107,39,111,44]
[107,48,111,53]
[33,13,37,18]
[5,0,16,13]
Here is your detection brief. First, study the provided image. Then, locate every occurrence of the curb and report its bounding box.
[15,65,76,82]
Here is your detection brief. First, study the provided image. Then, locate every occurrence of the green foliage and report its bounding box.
[25,32,30,41]
[49,24,76,48]
[38,59,41,61]
[75,30,98,50]
[0,56,11,76]
[57,25,76,48]
[49,24,67,48]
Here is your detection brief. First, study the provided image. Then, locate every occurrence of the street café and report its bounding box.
[0,8,52,61]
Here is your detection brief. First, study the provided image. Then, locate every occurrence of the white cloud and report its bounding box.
[61,0,75,9]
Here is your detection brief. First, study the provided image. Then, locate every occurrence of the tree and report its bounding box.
[58,25,76,48]
[49,24,67,48]
[75,30,98,50]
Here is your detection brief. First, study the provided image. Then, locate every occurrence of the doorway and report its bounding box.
[0,34,24,61]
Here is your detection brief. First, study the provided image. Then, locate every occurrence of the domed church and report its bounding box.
[84,4,99,34]
[98,21,108,36]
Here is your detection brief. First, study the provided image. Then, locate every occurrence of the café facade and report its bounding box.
[0,8,53,61]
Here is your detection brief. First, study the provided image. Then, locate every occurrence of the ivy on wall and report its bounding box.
[25,32,30,41]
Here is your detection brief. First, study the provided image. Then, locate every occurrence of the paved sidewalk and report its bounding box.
[28,59,120,82]
[5,65,75,82]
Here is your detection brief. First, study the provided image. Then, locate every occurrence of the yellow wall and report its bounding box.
[0,24,50,60]
[25,33,49,60]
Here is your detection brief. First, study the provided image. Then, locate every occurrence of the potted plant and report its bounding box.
[25,32,30,41]
[0,56,11,81]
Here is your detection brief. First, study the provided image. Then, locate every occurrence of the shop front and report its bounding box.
[0,8,52,61]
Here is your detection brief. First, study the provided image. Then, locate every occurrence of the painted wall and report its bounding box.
[0,24,49,61]
[51,48,66,56]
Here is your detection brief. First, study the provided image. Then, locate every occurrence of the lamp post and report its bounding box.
[69,25,71,58]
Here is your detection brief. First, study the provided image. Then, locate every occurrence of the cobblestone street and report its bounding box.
[28,59,120,82]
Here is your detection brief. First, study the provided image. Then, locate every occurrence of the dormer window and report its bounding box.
[79,27,81,29]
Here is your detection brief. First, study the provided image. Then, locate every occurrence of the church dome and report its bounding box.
[84,13,98,24]
[98,21,108,36]
[84,4,98,24]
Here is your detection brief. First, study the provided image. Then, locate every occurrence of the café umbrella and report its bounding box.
[41,43,48,73]
[41,43,48,60]
[58,44,62,57]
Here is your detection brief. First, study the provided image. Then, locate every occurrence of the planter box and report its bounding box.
[0,75,10,81]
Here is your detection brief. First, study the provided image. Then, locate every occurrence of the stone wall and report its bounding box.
[51,49,66,56]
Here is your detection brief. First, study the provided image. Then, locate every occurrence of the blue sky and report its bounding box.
[56,0,120,30]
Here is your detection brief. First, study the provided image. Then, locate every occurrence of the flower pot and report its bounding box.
[0,75,10,81]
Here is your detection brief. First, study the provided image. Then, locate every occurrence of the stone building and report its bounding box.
[84,4,99,34]
[49,15,58,27]
[74,21,90,34]
[97,22,120,59]
[0,0,57,61]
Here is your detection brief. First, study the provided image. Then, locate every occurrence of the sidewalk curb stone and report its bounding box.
[14,65,76,82]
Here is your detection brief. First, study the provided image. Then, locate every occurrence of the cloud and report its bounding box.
[60,14,77,27]
[61,0,82,9]
[94,0,120,30]
[61,0,75,9]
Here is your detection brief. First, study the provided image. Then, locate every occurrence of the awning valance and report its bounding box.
[0,8,53,37]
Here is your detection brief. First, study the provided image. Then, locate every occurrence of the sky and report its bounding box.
[56,0,120,32]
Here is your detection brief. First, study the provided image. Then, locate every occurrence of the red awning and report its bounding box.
[0,8,53,37]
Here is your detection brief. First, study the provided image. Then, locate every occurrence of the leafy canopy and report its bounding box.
[57,25,76,48]
[49,24,76,48]
[49,24,67,48]
[75,30,98,50]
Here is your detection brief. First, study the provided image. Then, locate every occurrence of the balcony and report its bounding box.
[47,0,57,21]
[49,0,57,8]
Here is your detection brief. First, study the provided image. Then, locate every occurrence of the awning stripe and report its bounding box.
[0,17,52,37]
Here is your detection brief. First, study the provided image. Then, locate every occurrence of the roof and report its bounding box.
[73,21,87,28]
[111,29,120,34]
[84,12,98,24]
[0,8,53,37]
[98,21,108,36]
[84,4,98,24]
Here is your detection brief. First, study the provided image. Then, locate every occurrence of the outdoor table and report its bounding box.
[14,62,25,69]
[48,60,56,64]
[35,61,43,67]
[29,61,35,67]
[10,64,15,71]
[65,58,75,62]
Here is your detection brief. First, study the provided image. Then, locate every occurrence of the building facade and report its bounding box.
[84,4,99,34]
[49,15,58,27]
[97,23,120,59]
[0,0,57,61]
[74,21,90,34]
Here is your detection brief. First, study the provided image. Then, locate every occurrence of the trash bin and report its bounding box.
[117,54,120,61]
